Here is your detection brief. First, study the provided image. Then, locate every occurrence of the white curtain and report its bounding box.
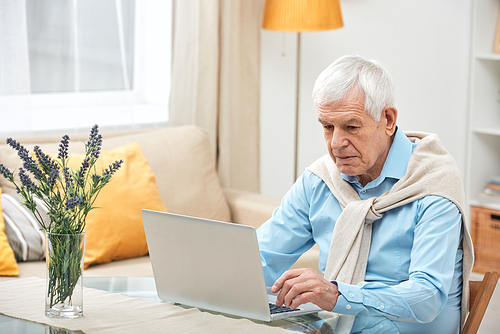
[0,0,31,95]
[170,0,264,192]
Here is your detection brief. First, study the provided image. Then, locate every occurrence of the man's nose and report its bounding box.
[330,130,348,149]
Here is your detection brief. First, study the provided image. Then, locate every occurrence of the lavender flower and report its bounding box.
[58,135,70,159]
[78,156,91,185]
[103,159,123,176]
[0,164,13,180]
[88,124,98,141]
[65,196,82,210]
[93,135,103,160]
[18,168,38,193]
[86,124,103,159]
[48,169,59,188]
[34,146,59,175]
[62,167,74,189]
[7,138,43,181]
[6,138,24,152]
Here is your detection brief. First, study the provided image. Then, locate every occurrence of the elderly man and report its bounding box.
[256,55,473,333]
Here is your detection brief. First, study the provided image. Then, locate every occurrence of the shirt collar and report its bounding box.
[341,127,414,189]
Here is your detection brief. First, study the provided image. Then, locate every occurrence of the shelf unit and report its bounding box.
[467,0,500,213]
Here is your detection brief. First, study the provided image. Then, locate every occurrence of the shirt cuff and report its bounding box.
[332,281,364,315]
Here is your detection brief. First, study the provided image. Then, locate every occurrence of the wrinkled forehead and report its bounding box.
[316,86,366,112]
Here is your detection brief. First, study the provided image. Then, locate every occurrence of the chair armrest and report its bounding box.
[223,188,281,229]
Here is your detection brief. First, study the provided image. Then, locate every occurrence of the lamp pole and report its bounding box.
[293,33,301,181]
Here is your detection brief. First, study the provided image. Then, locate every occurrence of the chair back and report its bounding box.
[462,270,499,334]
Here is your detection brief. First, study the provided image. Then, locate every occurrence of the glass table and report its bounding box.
[0,277,400,333]
[0,277,337,334]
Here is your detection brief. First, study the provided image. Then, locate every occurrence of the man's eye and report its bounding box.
[323,125,333,130]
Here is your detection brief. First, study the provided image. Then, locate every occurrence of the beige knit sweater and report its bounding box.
[307,131,473,330]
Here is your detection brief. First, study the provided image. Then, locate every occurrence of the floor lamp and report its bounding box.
[262,0,343,181]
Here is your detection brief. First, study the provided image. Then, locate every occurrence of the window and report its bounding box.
[0,0,171,136]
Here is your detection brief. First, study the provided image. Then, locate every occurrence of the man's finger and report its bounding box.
[274,276,300,306]
[273,269,309,307]
[282,280,308,308]
[289,291,314,310]
[271,269,302,293]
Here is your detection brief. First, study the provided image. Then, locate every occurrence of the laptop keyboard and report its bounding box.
[269,303,300,314]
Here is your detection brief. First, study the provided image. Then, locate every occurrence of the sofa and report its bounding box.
[0,125,320,282]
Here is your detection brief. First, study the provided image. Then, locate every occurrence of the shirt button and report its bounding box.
[380,304,385,310]
[346,304,351,310]
[349,293,354,298]
[361,189,366,194]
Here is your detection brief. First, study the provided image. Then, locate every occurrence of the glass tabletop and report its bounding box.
[0,277,336,334]
[0,277,399,333]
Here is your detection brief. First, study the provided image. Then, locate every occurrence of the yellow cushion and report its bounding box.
[0,188,19,276]
[61,143,167,268]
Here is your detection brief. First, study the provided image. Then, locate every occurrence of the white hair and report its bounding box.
[312,55,395,121]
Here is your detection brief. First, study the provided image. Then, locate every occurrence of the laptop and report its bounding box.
[141,209,322,322]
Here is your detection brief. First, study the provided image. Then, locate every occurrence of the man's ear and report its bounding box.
[382,106,398,136]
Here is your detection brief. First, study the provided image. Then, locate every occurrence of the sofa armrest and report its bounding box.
[224,188,321,274]
[223,188,281,229]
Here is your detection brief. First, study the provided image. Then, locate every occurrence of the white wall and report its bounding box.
[260,0,472,198]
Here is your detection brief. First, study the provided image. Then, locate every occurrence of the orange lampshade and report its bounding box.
[262,0,343,32]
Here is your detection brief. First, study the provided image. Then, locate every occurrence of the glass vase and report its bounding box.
[45,231,86,319]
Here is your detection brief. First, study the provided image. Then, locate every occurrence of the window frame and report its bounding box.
[0,0,172,137]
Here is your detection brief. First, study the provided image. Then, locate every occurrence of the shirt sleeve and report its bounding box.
[256,173,316,286]
[332,196,463,323]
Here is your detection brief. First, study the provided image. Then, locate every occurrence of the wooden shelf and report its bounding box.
[475,54,500,61]
[471,128,500,136]
[470,199,500,212]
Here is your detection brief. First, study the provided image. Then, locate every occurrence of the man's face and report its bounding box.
[317,89,396,186]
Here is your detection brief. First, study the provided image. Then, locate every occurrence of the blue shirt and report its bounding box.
[257,128,464,334]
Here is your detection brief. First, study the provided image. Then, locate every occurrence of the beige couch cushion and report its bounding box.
[100,126,231,222]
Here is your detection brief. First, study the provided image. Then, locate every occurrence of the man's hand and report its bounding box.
[271,268,341,311]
